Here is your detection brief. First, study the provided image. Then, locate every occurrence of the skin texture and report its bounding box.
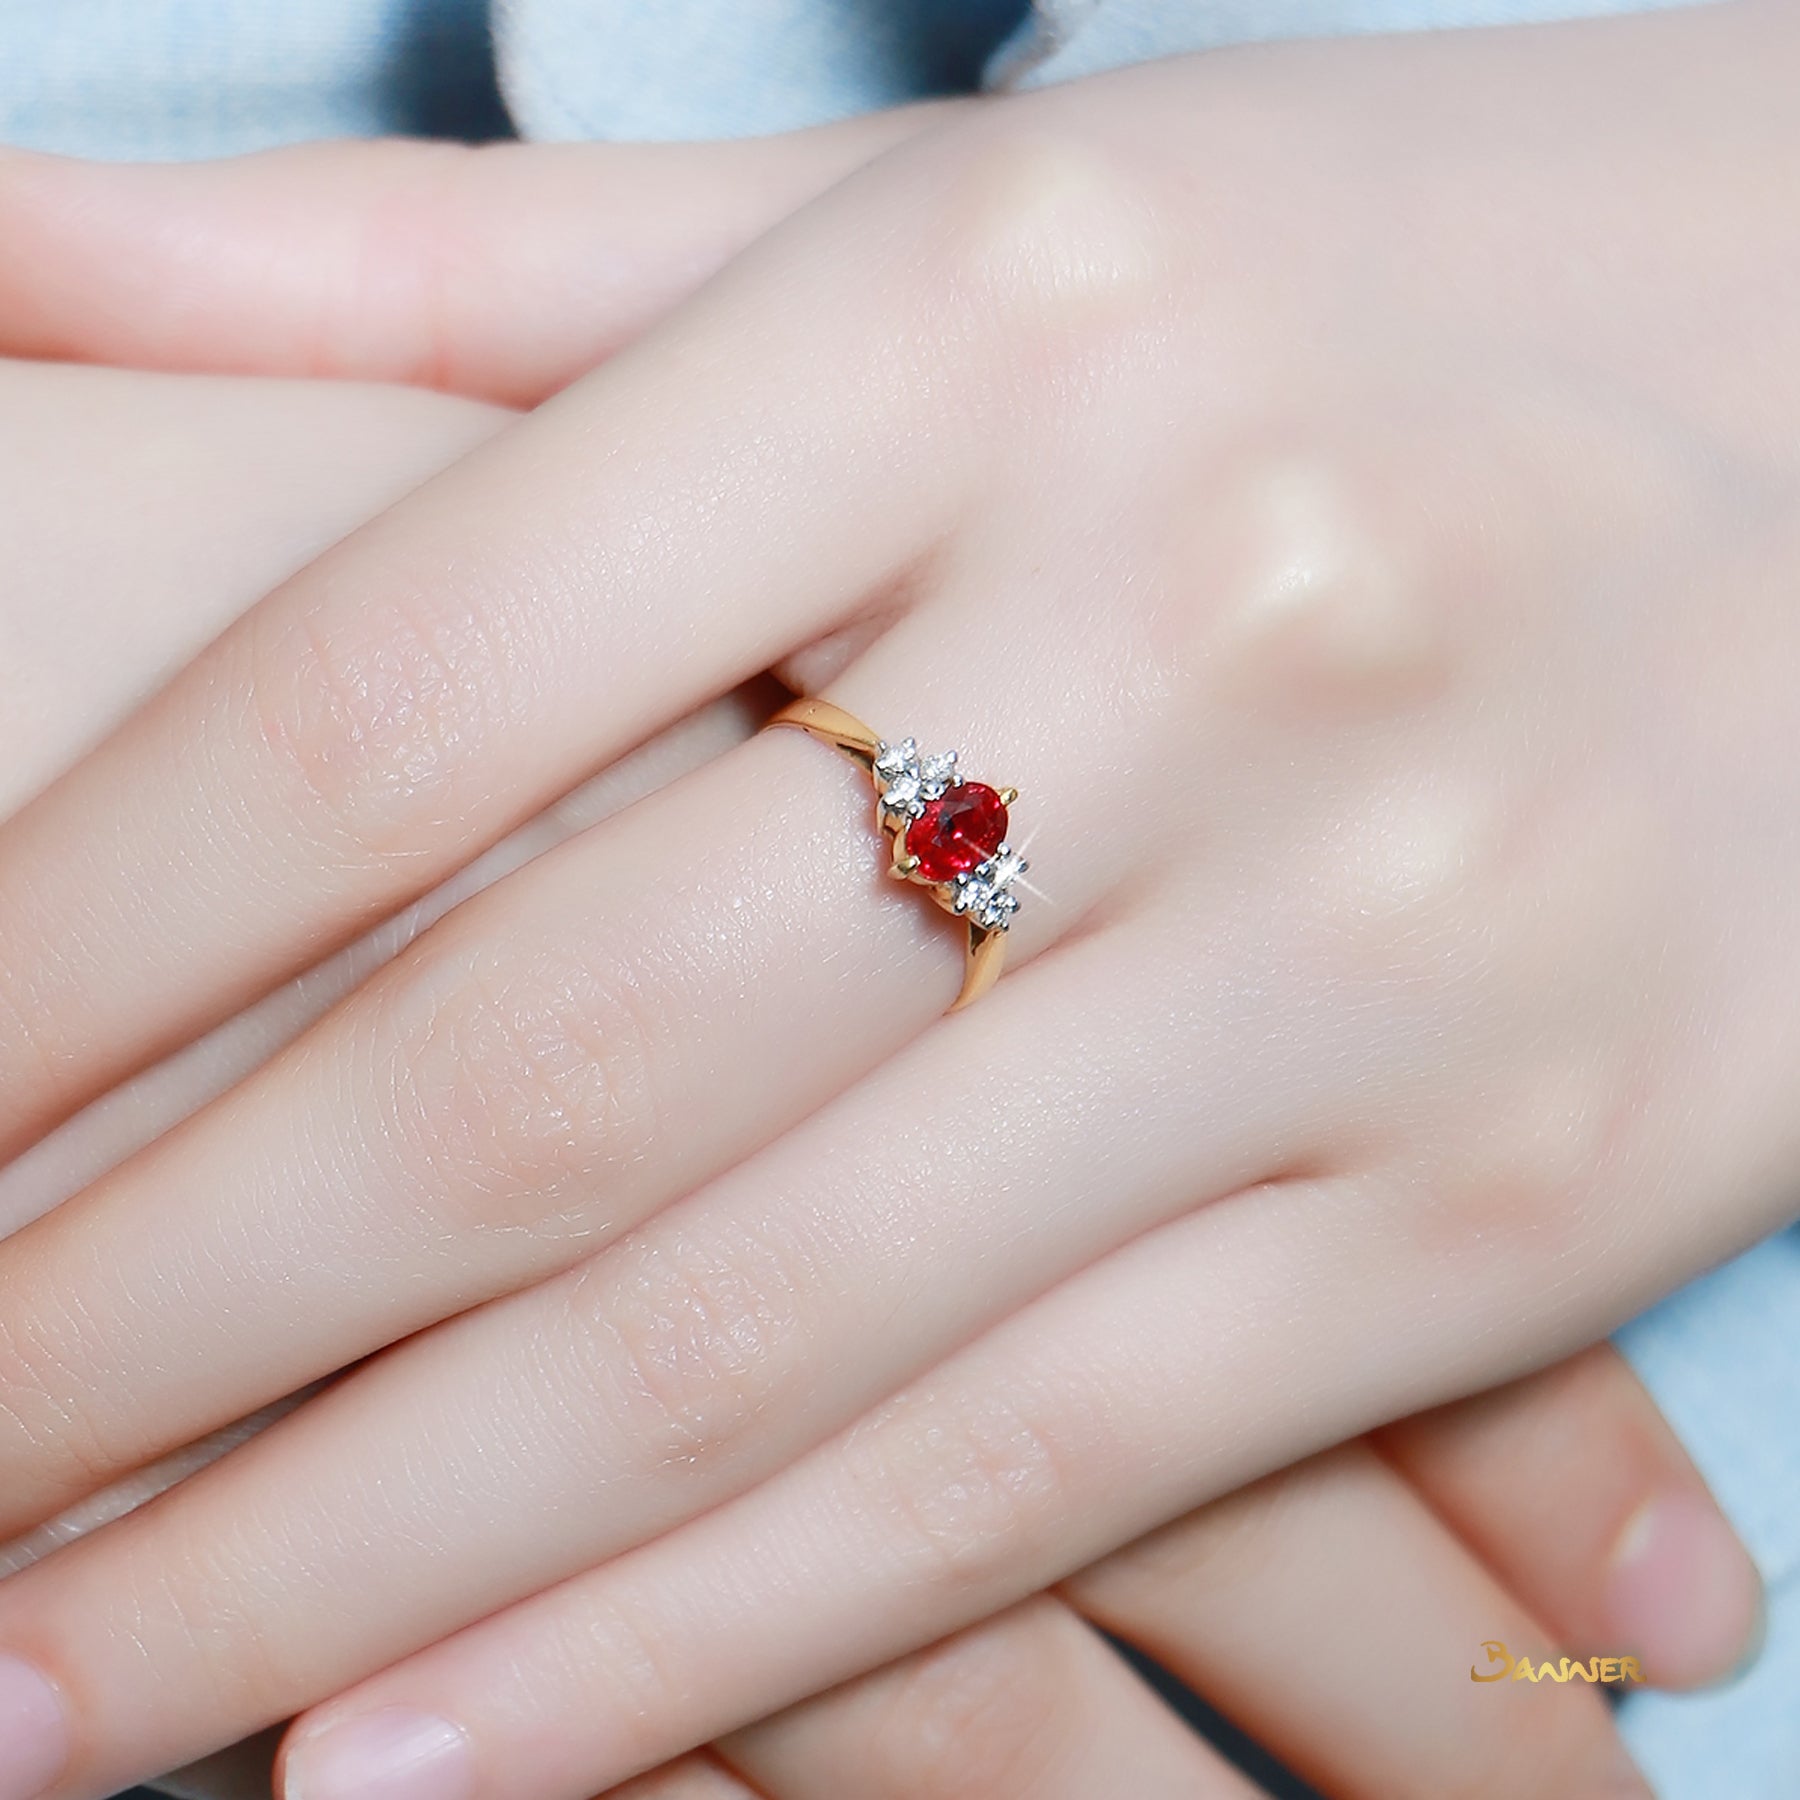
[0,2,1790,1792]
[0,359,1736,1800]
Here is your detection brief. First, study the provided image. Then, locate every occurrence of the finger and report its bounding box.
[260,1170,1670,1800]
[0,357,506,817]
[1065,1444,1652,1800]
[0,682,767,1243]
[0,695,769,1584]
[0,127,1012,1160]
[1377,1342,1763,1690]
[718,1598,1257,1800]
[0,569,1170,1533]
[0,109,948,406]
[0,928,1317,1795]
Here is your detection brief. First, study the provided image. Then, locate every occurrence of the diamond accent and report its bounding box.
[872,732,1026,932]
[873,739,916,778]
[919,749,959,800]
[874,738,961,820]
[951,844,1029,931]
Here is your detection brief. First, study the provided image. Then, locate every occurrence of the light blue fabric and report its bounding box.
[1614,1229,1800,1800]
[1,3,1793,1797]
[988,0,1716,91]
[0,0,506,158]
[496,0,1028,142]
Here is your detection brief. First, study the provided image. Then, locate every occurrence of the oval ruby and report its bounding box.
[905,783,1008,882]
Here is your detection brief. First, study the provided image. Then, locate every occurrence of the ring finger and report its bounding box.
[0,589,1174,1540]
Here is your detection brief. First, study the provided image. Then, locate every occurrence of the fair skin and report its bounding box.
[0,0,1790,1793]
[0,360,1746,1800]
[0,358,1749,1800]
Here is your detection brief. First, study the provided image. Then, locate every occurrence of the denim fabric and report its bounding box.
[988,0,1717,90]
[1,3,1792,1797]
[1614,1228,1800,1800]
[497,0,1028,141]
[0,0,506,158]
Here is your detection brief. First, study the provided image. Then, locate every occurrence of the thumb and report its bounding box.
[0,107,947,406]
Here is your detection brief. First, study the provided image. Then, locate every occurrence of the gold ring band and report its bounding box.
[767,696,1027,1011]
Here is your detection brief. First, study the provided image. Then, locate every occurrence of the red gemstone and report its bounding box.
[905,783,1008,882]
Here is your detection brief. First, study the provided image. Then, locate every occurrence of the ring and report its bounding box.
[767,696,1028,1011]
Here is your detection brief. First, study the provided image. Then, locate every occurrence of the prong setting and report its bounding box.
[869,738,1026,931]
[767,697,1022,1011]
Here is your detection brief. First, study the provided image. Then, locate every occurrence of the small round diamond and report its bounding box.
[952,845,1028,930]
[873,738,917,779]
[918,750,959,800]
[882,771,923,814]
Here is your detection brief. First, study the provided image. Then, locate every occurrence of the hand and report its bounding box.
[0,357,1730,1800]
[0,5,1788,1795]
[604,1348,1754,1800]
[0,357,504,824]
[0,359,1746,1800]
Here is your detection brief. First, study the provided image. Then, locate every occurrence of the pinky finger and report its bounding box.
[1376,1343,1763,1691]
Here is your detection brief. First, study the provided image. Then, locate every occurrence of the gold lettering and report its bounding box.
[1472,1641,1644,1686]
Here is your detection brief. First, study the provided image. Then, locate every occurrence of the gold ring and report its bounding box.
[767,696,1028,1011]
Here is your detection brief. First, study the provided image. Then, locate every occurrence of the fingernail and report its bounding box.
[286,1709,474,1800]
[0,1652,69,1800]
[1603,1489,1764,1689]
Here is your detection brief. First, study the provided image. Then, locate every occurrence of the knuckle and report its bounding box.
[1428,1059,1623,1264]
[1189,447,1456,720]
[551,1592,694,1773]
[247,585,509,861]
[843,1384,1074,1601]
[342,142,494,391]
[1340,775,1500,947]
[924,120,1166,391]
[861,1610,1076,1800]
[0,1303,128,1507]
[570,1217,813,1472]
[386,932,662,1231]
[110,1524,305,1718]
[1384,805,1650,1269]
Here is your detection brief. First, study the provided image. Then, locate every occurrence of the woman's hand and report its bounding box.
[0,4,1791,1795]
[604,1347,1754,1800]
[0,357,506,819]
[0,355,1743,1800]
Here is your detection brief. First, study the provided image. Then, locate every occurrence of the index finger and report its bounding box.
[0,131,995,1159]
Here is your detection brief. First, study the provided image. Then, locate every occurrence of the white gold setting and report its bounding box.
[873,738,958,821]
[951,847,1028,931]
